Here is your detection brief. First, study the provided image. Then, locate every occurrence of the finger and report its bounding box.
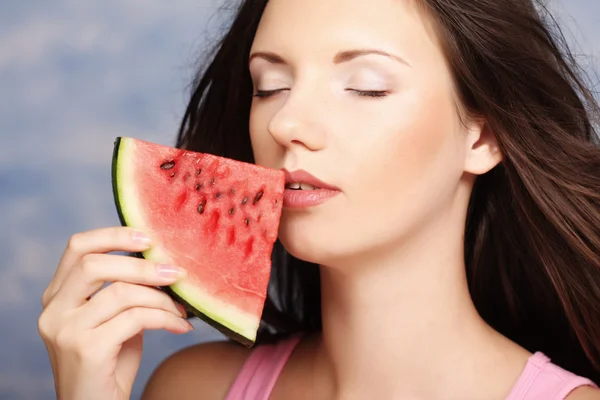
[51,253,187,308]
[93,307,193,349]
[77,282,186,329]
[43,227,153,307]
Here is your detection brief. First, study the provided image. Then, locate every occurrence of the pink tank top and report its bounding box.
[224,336,597,400]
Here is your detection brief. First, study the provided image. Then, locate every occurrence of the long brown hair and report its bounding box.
[176,0,600,382]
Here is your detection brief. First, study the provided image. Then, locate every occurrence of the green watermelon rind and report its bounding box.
[111,136,260,347]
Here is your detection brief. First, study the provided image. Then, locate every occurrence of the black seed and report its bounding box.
[160,160,175,170]
[196,169,202,176]
[170,172,175,178]
[197,199,207,214]
[244,218,250,226]
[195,183,203,191]
[241,197,248,205]
[229,208,235,215]
[210,177,215,185]
[253,190,264,205]
[215,192,223,199]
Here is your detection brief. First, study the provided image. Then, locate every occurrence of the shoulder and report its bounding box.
[141,339,252,400]
[565,386,600,400]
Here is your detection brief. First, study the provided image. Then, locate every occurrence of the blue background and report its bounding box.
[0,1,598,399]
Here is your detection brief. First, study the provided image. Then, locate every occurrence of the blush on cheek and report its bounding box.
[359,92,464,229]
[398,84,463,177]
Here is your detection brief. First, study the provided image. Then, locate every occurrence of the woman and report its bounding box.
[38,0,600,399]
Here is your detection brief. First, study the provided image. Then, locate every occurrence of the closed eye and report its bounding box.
[254,88,389,98]
[346,89,389,98]
[253,89,289,98]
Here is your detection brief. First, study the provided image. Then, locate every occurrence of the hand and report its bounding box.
[38,227,193,400]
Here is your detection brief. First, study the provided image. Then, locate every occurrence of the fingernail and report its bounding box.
[156,264,187,279]
[132,232,152,244]
[175,303,188,318]
[182,319,194,332]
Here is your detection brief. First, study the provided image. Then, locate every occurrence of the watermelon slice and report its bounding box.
[111,137,285,346]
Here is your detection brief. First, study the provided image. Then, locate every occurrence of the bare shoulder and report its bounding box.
[565,386,600,400]
[141,339,252,400]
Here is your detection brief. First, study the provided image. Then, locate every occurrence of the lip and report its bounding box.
[282,169,340,191]
[281,168,341,208]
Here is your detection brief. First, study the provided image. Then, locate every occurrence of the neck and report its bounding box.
[313,211,526,399]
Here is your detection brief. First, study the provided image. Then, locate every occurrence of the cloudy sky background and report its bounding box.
[0,1,598,399]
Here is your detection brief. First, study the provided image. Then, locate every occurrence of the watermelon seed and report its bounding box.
[210,177,215,185]
[244,218,250,226]
[253,190,264,205]
[197,199,207,214]
[229,189,235,195]
[160,160,175,170]
[195,183,203,191]
[215,192,223,199]
[229,208,235,215]
[196,169,202,176]
[241,197,248,205]
[170,172,176,178]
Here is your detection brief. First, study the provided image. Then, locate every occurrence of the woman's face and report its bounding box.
[248,0,500,266]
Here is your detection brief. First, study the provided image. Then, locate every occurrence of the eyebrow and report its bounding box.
[249,51,286,64]
[334,49,411,67]
[249,48,411,67]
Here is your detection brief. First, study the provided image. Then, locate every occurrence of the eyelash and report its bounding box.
[349,89,389,98]
[253,89,389,98]
[254,89,287,98]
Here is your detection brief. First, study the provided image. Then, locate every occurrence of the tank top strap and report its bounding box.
[506,352,597,400]
[224,335,303,400]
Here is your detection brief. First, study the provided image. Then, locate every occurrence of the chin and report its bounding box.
[277,212,338,265]
[277,211,369,267]
[277,208,426,270]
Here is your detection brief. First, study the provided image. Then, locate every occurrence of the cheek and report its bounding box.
[344,90,463,200]
[327,84,466,252]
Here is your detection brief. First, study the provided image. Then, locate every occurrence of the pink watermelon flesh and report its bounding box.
[111,136,284,346]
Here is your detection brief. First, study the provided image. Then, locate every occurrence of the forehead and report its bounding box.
[251,0,439,66]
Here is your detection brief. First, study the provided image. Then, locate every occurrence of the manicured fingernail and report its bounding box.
[156,264,187,279]
[175,303,188,318]
[182,319,194,331]
[132,232,152,244]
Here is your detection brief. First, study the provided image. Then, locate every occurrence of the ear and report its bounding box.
[463,118,503,175]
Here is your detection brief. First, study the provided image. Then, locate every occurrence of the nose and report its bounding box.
[267,90,327,152]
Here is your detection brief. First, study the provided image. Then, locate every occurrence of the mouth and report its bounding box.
[281,168,339,191]
[280,168,341,208]
[285,182,320,190]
